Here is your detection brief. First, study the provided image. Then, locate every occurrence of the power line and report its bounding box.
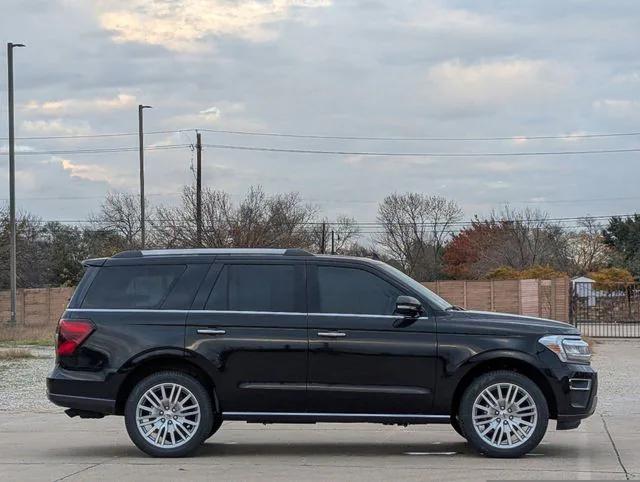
[202,143,640,158]
[19,213,633,227]
[0,129,193,141]
[4,141,638,159]
[198,128,640,142]
[5,192,640,207]
[0,144,190,156]
[0,192,182,202]
[2,127,640,142]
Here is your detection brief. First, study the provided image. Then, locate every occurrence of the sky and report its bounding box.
[0,0,639,228]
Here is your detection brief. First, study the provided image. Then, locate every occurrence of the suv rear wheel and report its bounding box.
[459,370,549,458]
[124,371,213,457]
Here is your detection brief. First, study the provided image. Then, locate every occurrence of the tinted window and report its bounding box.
[206,264,299,312]
[82,265,186,309]
[317,266,401,315]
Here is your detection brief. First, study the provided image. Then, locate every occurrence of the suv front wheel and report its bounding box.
[124,371,213,457]
[459,370,549,458]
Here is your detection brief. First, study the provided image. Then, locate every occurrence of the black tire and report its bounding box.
[206,413,223,439]
[451,415,466,439]
[459,370,549,458]
[124,371,213,457]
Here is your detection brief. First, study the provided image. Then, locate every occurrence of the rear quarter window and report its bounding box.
[81,264,186,309]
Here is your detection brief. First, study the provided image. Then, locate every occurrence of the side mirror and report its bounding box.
[395,295,422,318]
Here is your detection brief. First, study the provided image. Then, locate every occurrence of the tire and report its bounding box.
[206,413,223,439]
[459,370,549,458]
[451,415,466,439]
[124,371,213,457]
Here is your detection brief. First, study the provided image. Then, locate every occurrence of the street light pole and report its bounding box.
[195,131,202,247]
[138,104,151,248]
[7,42,25,324]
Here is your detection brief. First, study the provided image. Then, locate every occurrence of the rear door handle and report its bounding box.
[197,329,226,335]
[317,331,346,338]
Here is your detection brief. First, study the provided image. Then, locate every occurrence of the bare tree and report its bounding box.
[375,193,462,280]
[229,187,317,247]
[445,207,572,278]
[0,207,49,289]
[309,216,361,254]
[568,217,611,274]
[488,206,570,271]
[91,192,143,250]
[152,186,317,249]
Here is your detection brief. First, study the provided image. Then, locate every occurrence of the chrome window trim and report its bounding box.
[66,308,306,315]
[66,308,428,319]
[311,312,428,319]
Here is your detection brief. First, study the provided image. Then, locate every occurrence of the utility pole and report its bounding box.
[320,221,326,254]
[331,230,335,255]
[195,131,202,247]
[138,104,151,248]
[7,42,25,324]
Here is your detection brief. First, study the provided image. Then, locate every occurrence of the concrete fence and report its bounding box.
[422,278,570,321]
[0,287,76,325]
[0,277,570,325]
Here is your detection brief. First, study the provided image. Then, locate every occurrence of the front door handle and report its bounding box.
[317,331,346,338]
[197,329,226,335]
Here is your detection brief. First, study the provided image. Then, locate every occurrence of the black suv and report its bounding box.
[47,248,597,458]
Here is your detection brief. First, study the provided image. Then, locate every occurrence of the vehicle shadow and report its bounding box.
[46,439,581,459]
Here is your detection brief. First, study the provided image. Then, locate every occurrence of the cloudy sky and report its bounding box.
[0,0,639,227]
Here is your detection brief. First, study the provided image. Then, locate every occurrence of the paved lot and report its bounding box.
[0,339,638,481]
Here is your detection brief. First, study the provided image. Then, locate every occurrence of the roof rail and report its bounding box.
[111,248,315,258]
[283,248,313,256]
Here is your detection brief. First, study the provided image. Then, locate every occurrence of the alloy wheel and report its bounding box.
[471,382,538,449]
[135,383,201,449]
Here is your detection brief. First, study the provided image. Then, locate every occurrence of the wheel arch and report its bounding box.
[115,352,218,415]
[450,353,557,420]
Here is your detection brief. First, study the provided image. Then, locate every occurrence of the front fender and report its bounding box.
[434,332,546,413]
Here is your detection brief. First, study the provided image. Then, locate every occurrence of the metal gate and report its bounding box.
[570,281,640,337]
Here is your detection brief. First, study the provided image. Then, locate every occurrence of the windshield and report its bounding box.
[373,261,453,311]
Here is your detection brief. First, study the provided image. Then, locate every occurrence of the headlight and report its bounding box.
[539,335,591,364]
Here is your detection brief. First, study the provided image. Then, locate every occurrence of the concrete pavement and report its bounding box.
[0,411,634,481]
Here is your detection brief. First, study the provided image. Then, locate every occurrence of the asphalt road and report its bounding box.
[0,339,637,481]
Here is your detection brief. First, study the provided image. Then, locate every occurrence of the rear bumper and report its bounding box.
[47,366,120,415]
[47,392,116,414]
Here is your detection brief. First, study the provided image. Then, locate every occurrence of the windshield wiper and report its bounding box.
[445,305,465,311]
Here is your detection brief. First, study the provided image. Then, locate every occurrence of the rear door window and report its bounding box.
[81,265,186,309]
[206,264,303,313]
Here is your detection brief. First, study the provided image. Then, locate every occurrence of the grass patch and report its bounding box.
[0,323,55,346]
[0,347,34,360]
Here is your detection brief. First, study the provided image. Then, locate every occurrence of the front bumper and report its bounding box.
[545,358,598,430]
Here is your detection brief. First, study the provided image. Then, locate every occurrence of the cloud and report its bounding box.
[422,59,573,117]
[409,3,503,34]
[57,158,116,184]
[167,101,261,130]
[199,106,222,121]
[22,94,137,116]
[592,99,640,119]
[96,0,331,51]
[21,119,92,137]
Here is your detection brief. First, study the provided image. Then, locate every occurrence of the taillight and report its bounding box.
[56,319,94,357]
